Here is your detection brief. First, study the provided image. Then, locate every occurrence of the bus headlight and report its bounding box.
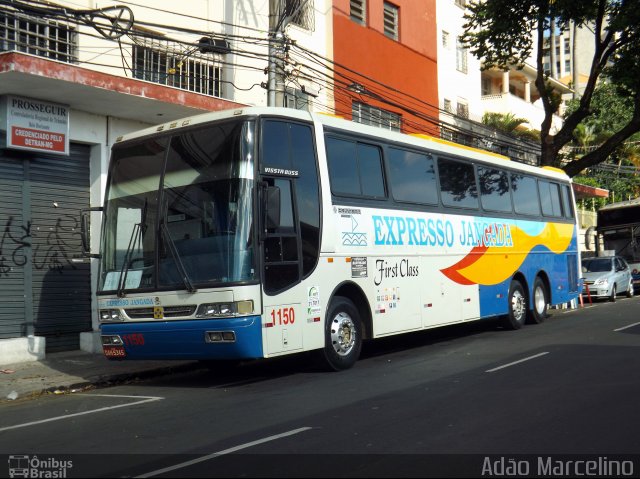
[101,335,123,346]
[196,300,254,318]
[100,309,122,321]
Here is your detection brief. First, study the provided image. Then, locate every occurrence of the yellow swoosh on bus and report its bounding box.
[441,223,575,286]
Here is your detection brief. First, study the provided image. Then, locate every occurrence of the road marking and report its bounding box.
[0,395,163,432]
[614,321,640,332]
[136,427,313,478]
[485,352,549,373]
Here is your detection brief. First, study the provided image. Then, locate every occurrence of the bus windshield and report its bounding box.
[98,119,256,293]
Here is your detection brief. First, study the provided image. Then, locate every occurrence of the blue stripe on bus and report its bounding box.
[101,316,263,360]
[479,241,579,318]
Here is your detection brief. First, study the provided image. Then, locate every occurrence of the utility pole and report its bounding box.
[267,0,308,107]
[268,0,285,107]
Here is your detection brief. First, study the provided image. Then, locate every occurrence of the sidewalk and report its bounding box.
[0,351,200,403]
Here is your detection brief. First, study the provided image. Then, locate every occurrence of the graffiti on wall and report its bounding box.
[0,215,82,276]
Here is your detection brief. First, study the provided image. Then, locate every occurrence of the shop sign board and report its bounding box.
[3,95,70,155]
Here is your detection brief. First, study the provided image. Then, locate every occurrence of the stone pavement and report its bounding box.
[0,351,199,403]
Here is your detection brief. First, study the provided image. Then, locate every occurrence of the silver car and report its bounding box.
[582,256,634,301]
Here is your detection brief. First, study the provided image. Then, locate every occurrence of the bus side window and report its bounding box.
[438,157,479,209]
[387,148,438,205]
[478,166,512,213]
[326,137,385,199]
[512,174,541,216]
[560,184,574,218]
[539,180,563,217]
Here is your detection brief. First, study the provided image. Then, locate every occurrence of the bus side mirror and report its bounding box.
[80,207,103,258]
[265,186,281,230]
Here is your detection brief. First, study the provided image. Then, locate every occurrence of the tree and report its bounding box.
[461,0,640,177]
[565,81,640,202]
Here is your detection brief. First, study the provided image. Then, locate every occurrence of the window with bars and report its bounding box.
[442,30,450,49]
[383,2,399,41]
[350,0,367,25]
[0,11,77,63]
[132,43,222,97]
[352,102,401,131]
[285,0,315,31]
[456,101,469,119]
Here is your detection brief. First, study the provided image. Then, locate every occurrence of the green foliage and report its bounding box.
[482,112,541,140]
[564,81,640,203]
[463,0,640,176]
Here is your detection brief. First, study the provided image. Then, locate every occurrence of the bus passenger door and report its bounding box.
[258,118,321,357]
[261,178,304,355]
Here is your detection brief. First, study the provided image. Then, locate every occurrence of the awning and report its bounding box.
[572,182,609,200]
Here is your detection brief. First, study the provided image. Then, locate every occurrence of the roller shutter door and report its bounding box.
[0,142,91,352]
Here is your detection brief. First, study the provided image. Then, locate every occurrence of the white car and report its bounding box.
[582,256,634,301]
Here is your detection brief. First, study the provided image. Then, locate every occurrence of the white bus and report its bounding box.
[88,107,581,370]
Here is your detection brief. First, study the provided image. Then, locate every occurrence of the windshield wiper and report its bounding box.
[160,220,197,293]
[116,199,147,298]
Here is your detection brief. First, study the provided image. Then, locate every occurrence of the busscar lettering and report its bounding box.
[263,166,299,177]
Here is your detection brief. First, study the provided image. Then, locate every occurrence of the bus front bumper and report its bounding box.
[100,316,263,360]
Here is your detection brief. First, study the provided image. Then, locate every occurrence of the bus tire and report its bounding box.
[502,279,527,330]
[528,277,548,324]
[321,296,362,371]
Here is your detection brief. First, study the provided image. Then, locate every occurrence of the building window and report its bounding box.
[455,0,467,8]
[443,99,452,113]
[350,0,367,25]
[352,102,401,131]
[442,30,450,49]
[0,11,77,63]
[132,40,222,97]
[481,78,492,95]
[383,2,399,41]
[456,37,468,73]
[285,0,315,31]
[457,100,469,119]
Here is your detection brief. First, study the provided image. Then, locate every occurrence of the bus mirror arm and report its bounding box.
[80,206,103,259]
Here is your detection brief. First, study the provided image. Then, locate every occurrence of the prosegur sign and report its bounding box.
[3,95,69,155]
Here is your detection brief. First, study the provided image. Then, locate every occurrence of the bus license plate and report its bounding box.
[103,346,126,358]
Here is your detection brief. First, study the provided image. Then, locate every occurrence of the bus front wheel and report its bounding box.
[503,279,527,330]
[321,296,363,371]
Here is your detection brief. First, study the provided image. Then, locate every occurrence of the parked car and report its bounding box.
[582,256,634,301]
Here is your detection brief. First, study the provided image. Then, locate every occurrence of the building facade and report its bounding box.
[0,0,331,364]
[331,0,440,135]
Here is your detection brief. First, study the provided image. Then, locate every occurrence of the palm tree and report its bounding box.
[482,112,529,133]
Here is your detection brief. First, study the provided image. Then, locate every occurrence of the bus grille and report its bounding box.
[125,306,197,319]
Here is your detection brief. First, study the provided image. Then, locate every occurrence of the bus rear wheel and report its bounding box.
[527,277,548,324]
[320,296,362,371]
[502,279,527,330]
